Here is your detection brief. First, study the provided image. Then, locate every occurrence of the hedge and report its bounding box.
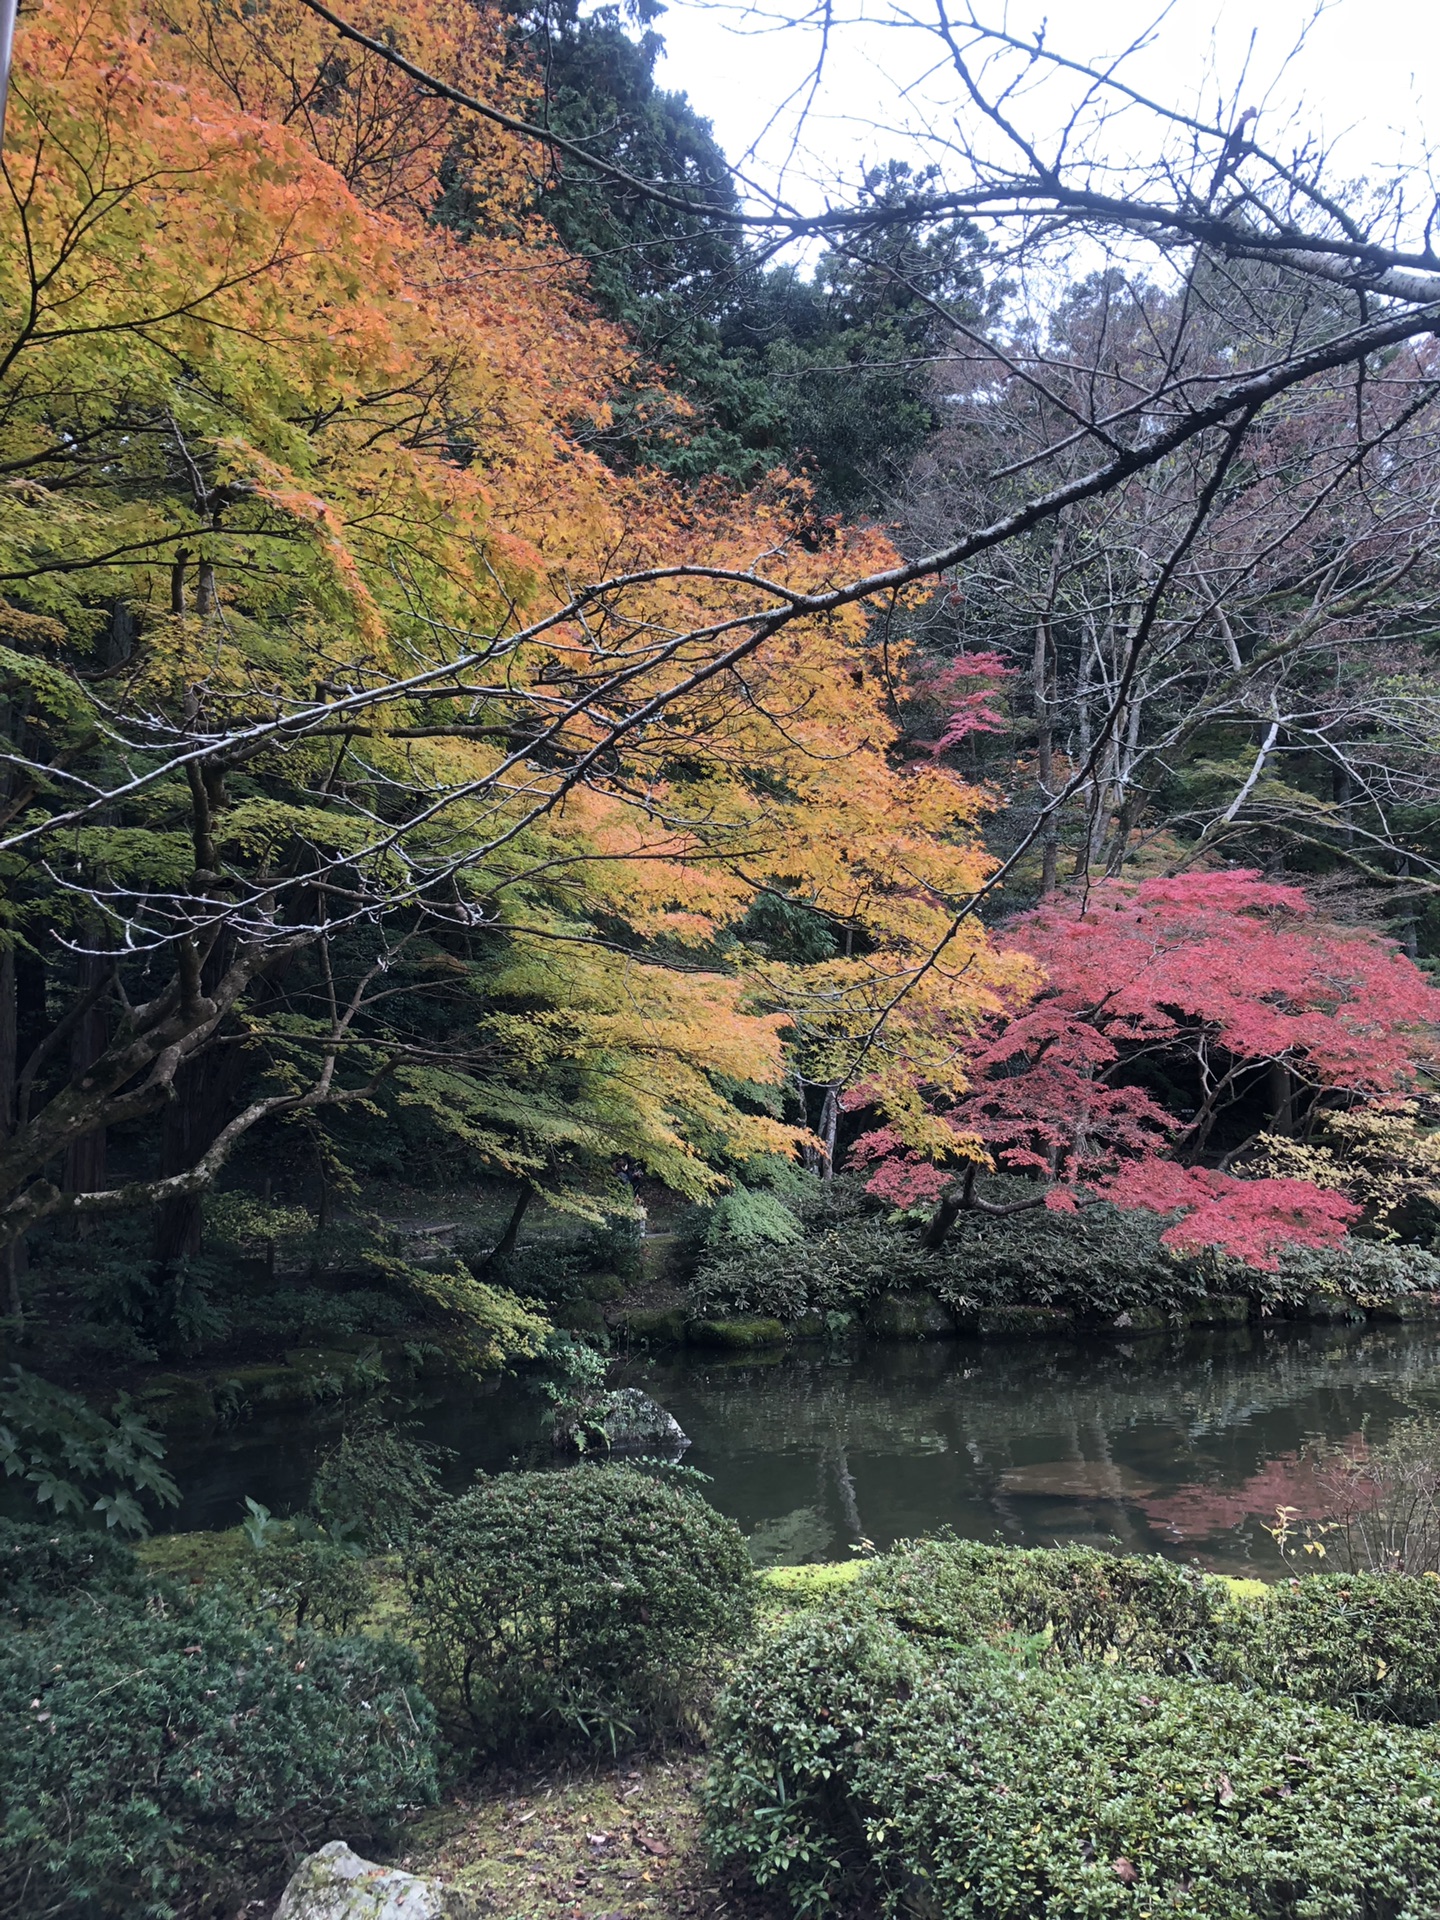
[706,1602,1440,1919]
[406,1465,756,1751]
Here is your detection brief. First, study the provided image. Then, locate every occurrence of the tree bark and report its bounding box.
[489,1183,534,1263]
[62,947,109,1197]
[922,1163,975,1250]
[817,1084,839,1182]
[0,943,15,1142]
[150,1041,249,1273]
[1267,1058,1294,1135]
[1034,533,1062,895]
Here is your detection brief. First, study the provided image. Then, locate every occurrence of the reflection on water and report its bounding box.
[168,1320,1440,1576]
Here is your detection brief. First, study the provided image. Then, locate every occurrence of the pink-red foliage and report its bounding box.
[1104,1163,1362,1268]
[1006,871,1440,1101]
[852,870,1440,1268]
[908,652,1013,754]
[846,1126,955,1204]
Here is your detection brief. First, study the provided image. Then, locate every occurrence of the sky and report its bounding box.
[653,0,1440,226]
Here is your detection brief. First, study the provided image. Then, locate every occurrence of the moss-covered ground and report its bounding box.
[404,1755,773,1920]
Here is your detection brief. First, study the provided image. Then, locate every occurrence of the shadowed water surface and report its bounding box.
[168,1321,1440,1575]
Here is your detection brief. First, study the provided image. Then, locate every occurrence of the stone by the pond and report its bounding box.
[272,1842,460,1920]
[686,1315,787,1349]
[1187,1295,1252,1328]
[1306,1293,1365,1325]
[552,1386,688,1454]
[614,1305,688,1344]
[997,1460,1157,1500]
[1370,1291,1440,1322]
[865,1289,957,1340]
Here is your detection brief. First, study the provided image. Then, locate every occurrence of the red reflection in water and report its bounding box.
[1138,1438,1366,1540]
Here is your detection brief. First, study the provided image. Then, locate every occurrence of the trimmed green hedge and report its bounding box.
[706,1540,1440,1918]
[406,1465,756,1751]
[856,1534,1224,1674]
[707,1600,1440,1919]
[856,1537,1440,1717]
[1217,1571,1440,1725]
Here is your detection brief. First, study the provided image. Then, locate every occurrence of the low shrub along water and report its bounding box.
[706,1537,1440,1917]
[689,1201,1440,1326]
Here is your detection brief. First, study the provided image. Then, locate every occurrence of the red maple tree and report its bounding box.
[853,872,1440,1268]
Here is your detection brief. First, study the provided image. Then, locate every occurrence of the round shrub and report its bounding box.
[1218,1570,1440,1723]
[0,1581,437,1918]
[406,1465,756,1750]
[706,1605,1440,1919]
[230,1537,376,1634]
[857,1535,1224,1673]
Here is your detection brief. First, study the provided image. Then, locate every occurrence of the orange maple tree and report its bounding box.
[0,0,1022,1254]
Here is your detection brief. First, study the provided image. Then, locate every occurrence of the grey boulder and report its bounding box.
[272,1842,469,1920]
[552,1385,688,1454]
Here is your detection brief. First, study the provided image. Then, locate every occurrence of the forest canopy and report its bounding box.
[1,0,1439,1393]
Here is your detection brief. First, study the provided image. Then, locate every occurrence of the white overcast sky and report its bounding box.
[653,0,1440,221]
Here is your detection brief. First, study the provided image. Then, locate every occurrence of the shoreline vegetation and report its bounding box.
[93,1177,1440,1441]
[14,1470,1440,1918]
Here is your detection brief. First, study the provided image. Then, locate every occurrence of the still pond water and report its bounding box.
[170,1320,1440,1577]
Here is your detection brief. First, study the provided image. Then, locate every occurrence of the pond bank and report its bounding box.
[156,1317,1440,1576]
[611,1285,1440,1350]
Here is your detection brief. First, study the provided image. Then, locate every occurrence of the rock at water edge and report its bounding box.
[552,1385,689,1454]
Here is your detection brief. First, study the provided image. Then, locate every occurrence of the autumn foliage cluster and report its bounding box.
[0,0,1017,1287]
[855,873,1440,1268]
[1,0,1438,1311]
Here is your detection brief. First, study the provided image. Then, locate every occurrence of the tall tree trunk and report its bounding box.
[1267,1058,1294,1134]
[151,1044,246,1272]
[818,1085,840,1182]
[796,1074,823,1172]
[63,947,109,1198]
[1034,613,1058,895]
[4,945,44,1316]
[1395,855,1419,958]
[489,1183,534,1264]
[0,944,15,1144]
[0,947,16,1323]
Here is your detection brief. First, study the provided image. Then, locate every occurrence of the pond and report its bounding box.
[166,1318,1440,1576]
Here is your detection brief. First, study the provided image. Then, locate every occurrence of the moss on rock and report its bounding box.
[685,1316,787,1349]
[133,1373,217,1432]
[975,1304,1076,1338]
[613,1307,688,1345]
[1187,1295,1252,1327]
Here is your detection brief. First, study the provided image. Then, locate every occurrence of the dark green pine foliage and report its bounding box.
[491,3,989,508]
